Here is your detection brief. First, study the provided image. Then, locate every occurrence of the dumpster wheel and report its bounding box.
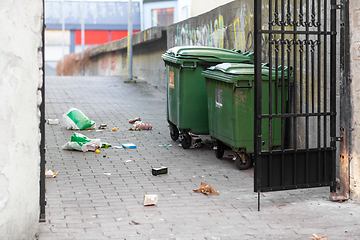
[169,123,179,141]
[215,141,224,159]
[234,152,252,170]
[180,132,192,149]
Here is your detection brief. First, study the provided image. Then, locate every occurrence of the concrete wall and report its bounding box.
[0,0,43,239]
[83,0,255,92]
[350,0,360,201]
[167,0,254,51]
[88,27,168,91]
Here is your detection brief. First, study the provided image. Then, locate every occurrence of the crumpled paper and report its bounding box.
[193,182,219,195]
[311,234,327,240]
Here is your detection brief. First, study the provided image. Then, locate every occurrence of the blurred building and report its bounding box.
[44,0,233,76]
[44,1,141,75]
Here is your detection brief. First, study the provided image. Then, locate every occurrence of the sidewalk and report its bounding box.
[39,76,360,240]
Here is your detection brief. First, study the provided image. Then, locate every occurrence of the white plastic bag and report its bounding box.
[62,133,100,152]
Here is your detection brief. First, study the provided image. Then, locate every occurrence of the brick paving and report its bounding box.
[39,76,360,240]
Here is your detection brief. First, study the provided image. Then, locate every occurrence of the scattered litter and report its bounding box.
[63,108,96,130]
[191,134,202,148]
[96,130,103,132]
[103,155,106,158]
[122,143,136,149]
[112,127,118,131]
[193,182,219,195]
[143,195,158,206]
[47,119,59,125]
[62,132,100,152]
[95,149,101,153]
[101,142,112,148]
[104,172,111,176]
[45,169,57,178]
[98,124,107,129]
[134,122,152,130]
[130,220,140,225]
[311,234,327,240]
[129,118,152,130]
[129,117,141,124]
[114,146,123,149]
[124,160,132,162]
[158,144,172,147]
[152,166,168,176]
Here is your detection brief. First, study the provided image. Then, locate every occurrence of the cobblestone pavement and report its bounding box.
[38,76,360,240]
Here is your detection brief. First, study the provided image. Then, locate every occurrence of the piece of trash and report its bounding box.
[129,117,141,124]
[152,166,168,176]
[101,142,112,148]
[124,160,132,162]
[158,144,172,147]
[47,119,59,125]
[310,234,327,240]
[95,149,101,153]
[128,128,141,131]
[143,194,158,206]
[112,127,117,131]
[103,155,106,158]
[135,123,152,130]
[122,143,136,149]
[98,124,107,129]
[114,146,123,149]
[104,172,111,176]
[62,132,100,152]
[63,108,96,130]
[45,169,57,178]
[193,182,219,195]
[130,220,140,225]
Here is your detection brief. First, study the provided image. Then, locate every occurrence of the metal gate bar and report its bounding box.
[254,0,338,194]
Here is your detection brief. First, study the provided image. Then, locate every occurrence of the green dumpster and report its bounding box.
[202,62,291,170]
[161,46,253,149]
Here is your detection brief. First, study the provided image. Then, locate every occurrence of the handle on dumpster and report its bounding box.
[235,83,253,88]
[181,61,197,69]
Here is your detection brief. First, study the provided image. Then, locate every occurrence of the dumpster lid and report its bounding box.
[202,63,292,83]
[162,46,253,63]
[208,62,291,77]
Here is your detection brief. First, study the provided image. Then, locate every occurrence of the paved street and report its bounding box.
[39,76,360,240]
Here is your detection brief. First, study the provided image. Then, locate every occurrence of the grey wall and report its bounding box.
[87,0,256,92]
[0,0,43,239]
[88,27,168,91]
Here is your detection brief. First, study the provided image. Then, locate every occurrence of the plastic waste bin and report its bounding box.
[202,62,292,170]
[161,46,253,149]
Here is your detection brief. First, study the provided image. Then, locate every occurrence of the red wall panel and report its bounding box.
[110,30,140,42]
[75,30,109,45]
[75,30,141,45]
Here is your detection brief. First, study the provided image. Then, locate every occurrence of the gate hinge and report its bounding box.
[331,137,343,141]
[331,4,343,10]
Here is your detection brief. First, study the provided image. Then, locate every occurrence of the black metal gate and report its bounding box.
[254,0,340,198]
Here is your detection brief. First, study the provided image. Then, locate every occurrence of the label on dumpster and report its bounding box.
[169,71,174,89]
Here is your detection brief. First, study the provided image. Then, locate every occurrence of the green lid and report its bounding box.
[202,63,292,83]
[161,46,253,64]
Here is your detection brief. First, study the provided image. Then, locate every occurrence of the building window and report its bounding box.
[151,8,174,27]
